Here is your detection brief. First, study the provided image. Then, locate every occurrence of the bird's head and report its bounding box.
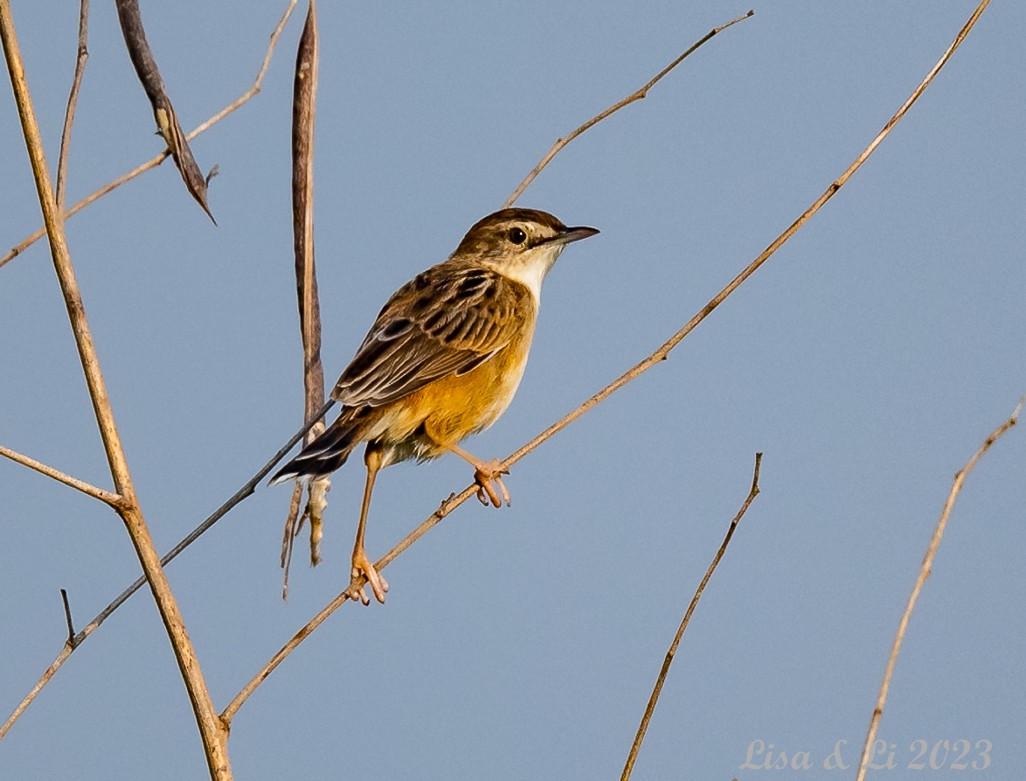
[453,208,599,299]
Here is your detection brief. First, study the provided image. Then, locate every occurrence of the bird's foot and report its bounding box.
[347,546,388,605]
[473,459,511,508]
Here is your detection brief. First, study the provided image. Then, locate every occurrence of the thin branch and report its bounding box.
[0,644,73,741]
[0,0,297,269]
[503,9,753,208]
[0,444,122,506]
[114,0,215,222]
[223,0,990,717]
[55,0,89,210]
[855,396,1021,781]
[1,4,229,775]
[622,453,762,781]
[220,489,464,723]
[0,402,331,741]
[223,587,347,723]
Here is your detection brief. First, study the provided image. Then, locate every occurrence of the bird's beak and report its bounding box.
[557,225,600,244]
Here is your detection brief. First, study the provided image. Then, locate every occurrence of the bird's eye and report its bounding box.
[508,227,527,245]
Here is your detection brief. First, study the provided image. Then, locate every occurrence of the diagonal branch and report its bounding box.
[622,453,762,781]
[854,395,1021,781]
[0,444,121,506]
[1,0,297,269]
[503,9,753,208]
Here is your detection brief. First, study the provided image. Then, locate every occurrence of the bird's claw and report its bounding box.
[348,548,389,605]
[474,459,511,508]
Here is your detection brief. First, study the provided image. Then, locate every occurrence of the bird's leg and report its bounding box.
[439,441,510,508]
[421,421,510,507]
[347,443,389,605]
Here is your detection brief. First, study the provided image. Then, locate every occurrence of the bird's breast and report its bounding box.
[372,317,537,462]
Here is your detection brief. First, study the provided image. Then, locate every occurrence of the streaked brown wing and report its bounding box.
[332,260,533,407]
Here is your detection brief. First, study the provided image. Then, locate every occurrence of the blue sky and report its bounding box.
[2,2,1024,778]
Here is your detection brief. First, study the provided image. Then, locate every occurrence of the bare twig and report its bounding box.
[59,589,76,645]
[114,0,215,222]
[0,401,331,741]
[281,0,328,594]
[622,454,762,781]
[1,0,297,268]
[503,9,753,208]
[0,645,73,741]
[1,4,230,774]
[220,490,460,723]
[855,395,1020,781]
[0,444,121,506]
[55,0,89,209]
[223,586,347,724]
[223,0,990,714]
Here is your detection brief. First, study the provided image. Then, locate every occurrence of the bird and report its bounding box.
[270,208,599,604]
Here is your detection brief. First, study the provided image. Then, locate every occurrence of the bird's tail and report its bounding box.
[269,407,373,484]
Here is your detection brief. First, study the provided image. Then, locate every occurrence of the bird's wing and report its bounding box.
[332,261,534,407]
